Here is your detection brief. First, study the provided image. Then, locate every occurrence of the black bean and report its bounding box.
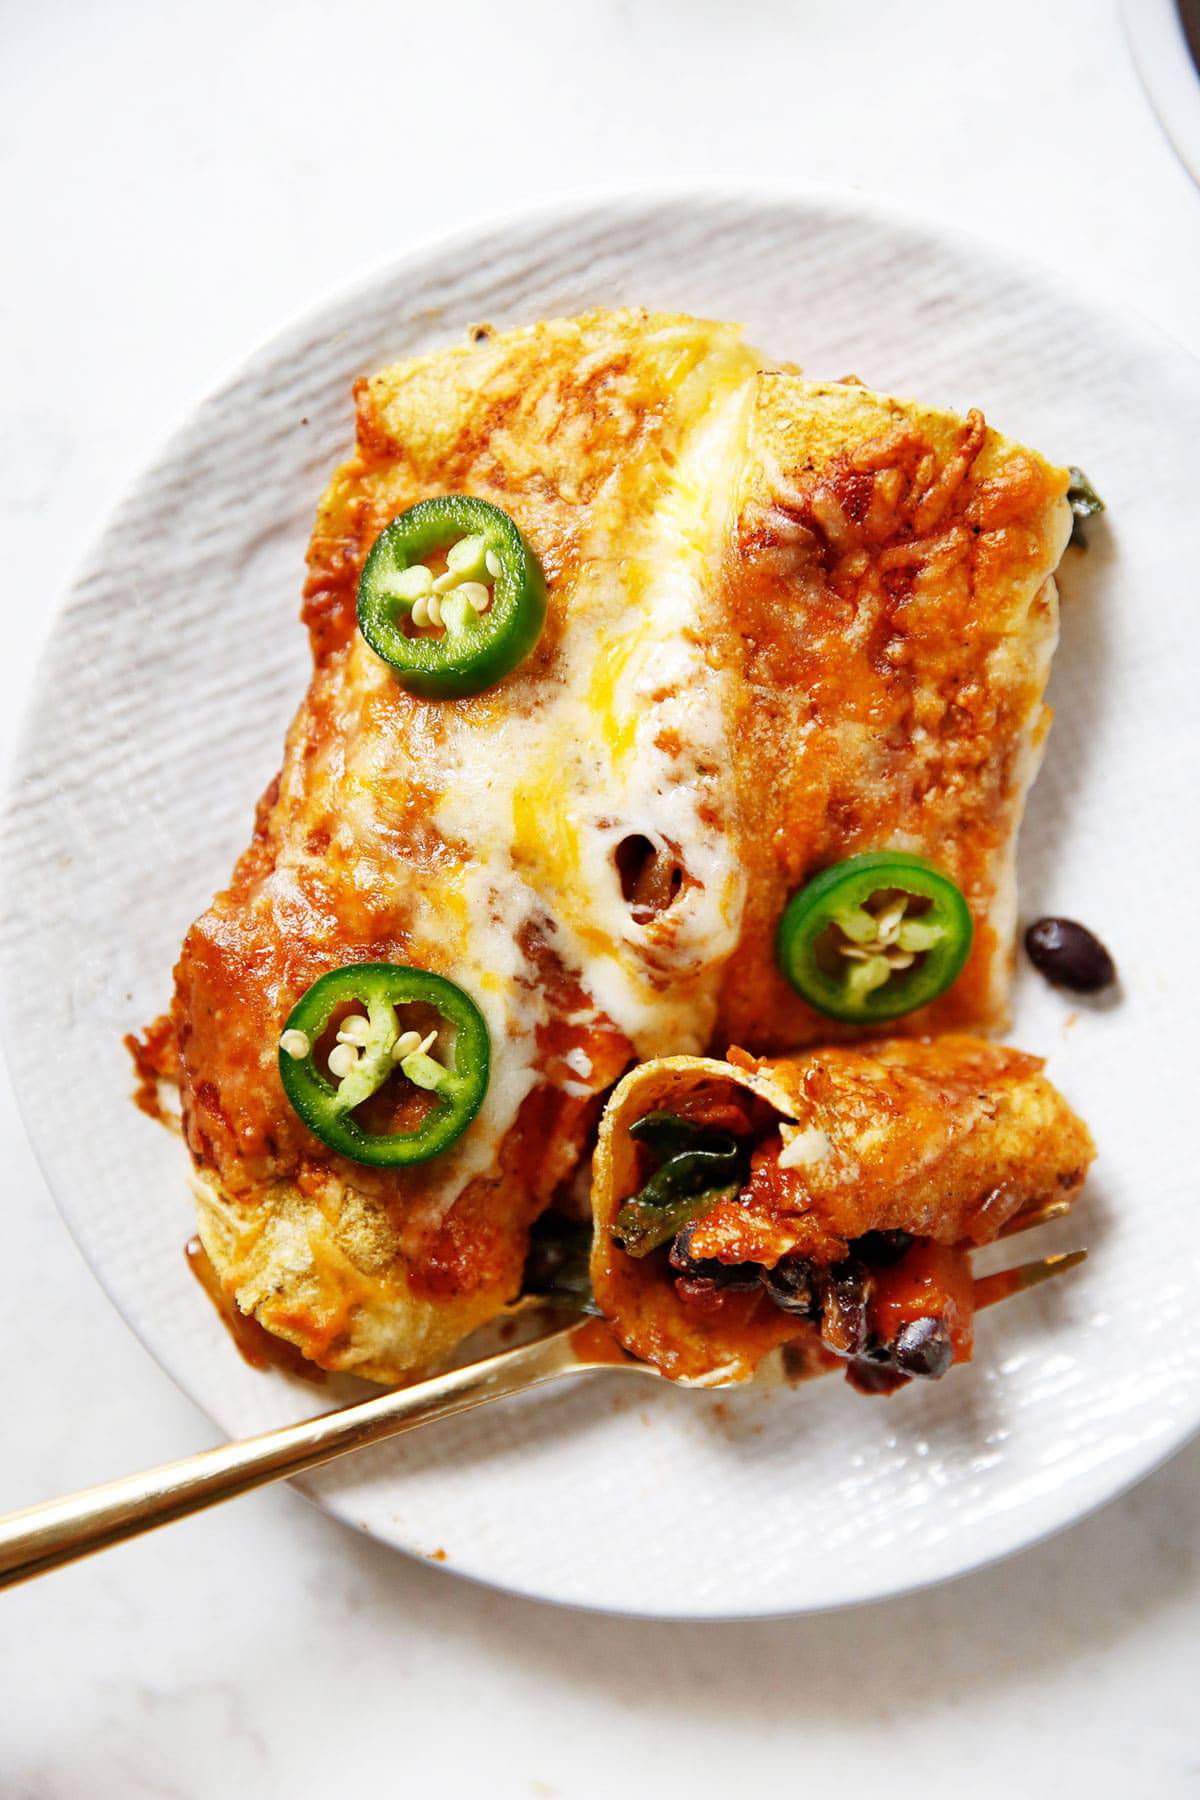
[1024,917,1116,993]
[892,1315,954,1380]
[846,1357,909,1396]
[673,1275,724,1305]
[668,1224,761,1289]
[759,1256,819,1317]
[819,1261,870,1358]
[854,1229,914,1267]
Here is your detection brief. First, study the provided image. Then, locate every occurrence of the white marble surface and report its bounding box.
[2,0,1198,1792]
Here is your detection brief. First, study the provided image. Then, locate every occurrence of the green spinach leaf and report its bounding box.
[1067,466,1105,548]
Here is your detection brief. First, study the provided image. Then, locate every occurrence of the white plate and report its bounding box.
[4,188,1200,1619]
[1124,0,1200,189]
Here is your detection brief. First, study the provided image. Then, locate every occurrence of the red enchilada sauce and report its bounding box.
[185,1236,324,1384]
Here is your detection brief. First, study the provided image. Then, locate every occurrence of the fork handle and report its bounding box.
[0,1326,583,1589]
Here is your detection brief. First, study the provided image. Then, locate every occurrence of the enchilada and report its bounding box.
[135,309,1077,1382]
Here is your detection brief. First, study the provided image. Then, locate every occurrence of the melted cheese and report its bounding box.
[777,1123,833,1170]
[425,333,759,1207]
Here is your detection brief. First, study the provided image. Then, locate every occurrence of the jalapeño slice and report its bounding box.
[776,852,973,1024]
[357,495,546,698]
[277,963,489,1166]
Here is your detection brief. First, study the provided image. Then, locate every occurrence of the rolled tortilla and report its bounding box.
[591,1036,1095,1383]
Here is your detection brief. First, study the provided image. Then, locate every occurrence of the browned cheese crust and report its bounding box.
[716,379,1071,1051]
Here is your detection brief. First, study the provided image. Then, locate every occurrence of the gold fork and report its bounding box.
[0,1237,1084,1590]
